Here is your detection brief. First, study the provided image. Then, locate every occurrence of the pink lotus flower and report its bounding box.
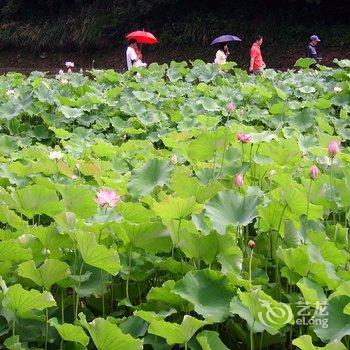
[309,165,319,180]
[227,102,235,114]
[234,174,244,188]
[95,189,120,208]
[65,61,74,68]
[328,140,340,158]
[237,133,251,143]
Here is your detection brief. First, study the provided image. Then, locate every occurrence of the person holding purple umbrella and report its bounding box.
[211,35,241,65]
[214,43,230,65]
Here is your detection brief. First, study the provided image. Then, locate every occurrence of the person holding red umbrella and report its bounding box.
[126,39,146,70]
[125,31,158,70]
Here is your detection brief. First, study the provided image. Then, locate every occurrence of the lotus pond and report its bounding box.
[0,58,350,349]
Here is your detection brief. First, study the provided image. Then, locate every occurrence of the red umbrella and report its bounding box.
[125,31,159,45]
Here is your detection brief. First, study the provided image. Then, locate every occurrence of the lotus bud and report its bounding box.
[234,174,244,188]
[309,165,319,180]
[248,240,256,249]
[328,140,340,158]
[226,102,235,114]
[170,154,178,165]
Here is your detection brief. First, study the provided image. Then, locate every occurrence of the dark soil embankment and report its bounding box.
[0,45,349,75]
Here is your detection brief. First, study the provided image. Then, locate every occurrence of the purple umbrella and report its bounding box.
[210,35,242,45]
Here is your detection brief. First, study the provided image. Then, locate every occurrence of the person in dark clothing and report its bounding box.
[307,35,322,66]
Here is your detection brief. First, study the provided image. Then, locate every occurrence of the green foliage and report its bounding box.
[0,60,349,349]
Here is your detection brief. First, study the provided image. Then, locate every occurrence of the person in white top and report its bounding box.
[126,39,147,70]
[214,43,230,65]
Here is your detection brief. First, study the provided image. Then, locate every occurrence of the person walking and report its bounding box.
[249,35,266,74]
[307,35,322,65]
[214,43,230,65]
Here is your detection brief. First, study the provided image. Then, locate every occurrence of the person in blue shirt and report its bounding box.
[307,35,322,66]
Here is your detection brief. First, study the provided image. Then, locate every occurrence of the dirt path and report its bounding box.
[0,46,348,75]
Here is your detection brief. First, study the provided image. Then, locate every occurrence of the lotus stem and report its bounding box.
[249,248,253,290]
[74,262,84,323]
[250,321,254,350]
[330,158,336,227]
[101,269,105,317]
[306,179,312,227]
[219,112,230,176]
[98,229,105,317]
[60,288,64,350]
[212,150,217,179]
[12,320,15,348]
[45,308,49,350]
[126,246,132,301]
[249,143,253,183]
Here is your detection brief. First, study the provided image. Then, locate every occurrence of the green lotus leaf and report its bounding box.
[230,289,294,335]
[146,280,186,307]
[313,296,350,343]
[18,259,70,290]
[200,97,220,112]
[3,335,25,350]
[148,315,207,345]
[2,284,56,320]
[152,196,202,221]
[13,185,64,218]
[119,316,148,338]
[114,221,172,253]
[0,241,32,262]
[128,159,172,197]
[79,314,142,350]
[172,172,222,203]
[49,317,89,346]
[293,335,346,350]
[294,57,316,68]
[59,185,97,218]
[296,277,327,308]
[178,226,218,264]
[277,246,309,276]
[117,202,155,223]
[173,269,235,322]
[75,230,120,275]
[196,330,229,350]
[205,190,262,234]
[186,129,226,162]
